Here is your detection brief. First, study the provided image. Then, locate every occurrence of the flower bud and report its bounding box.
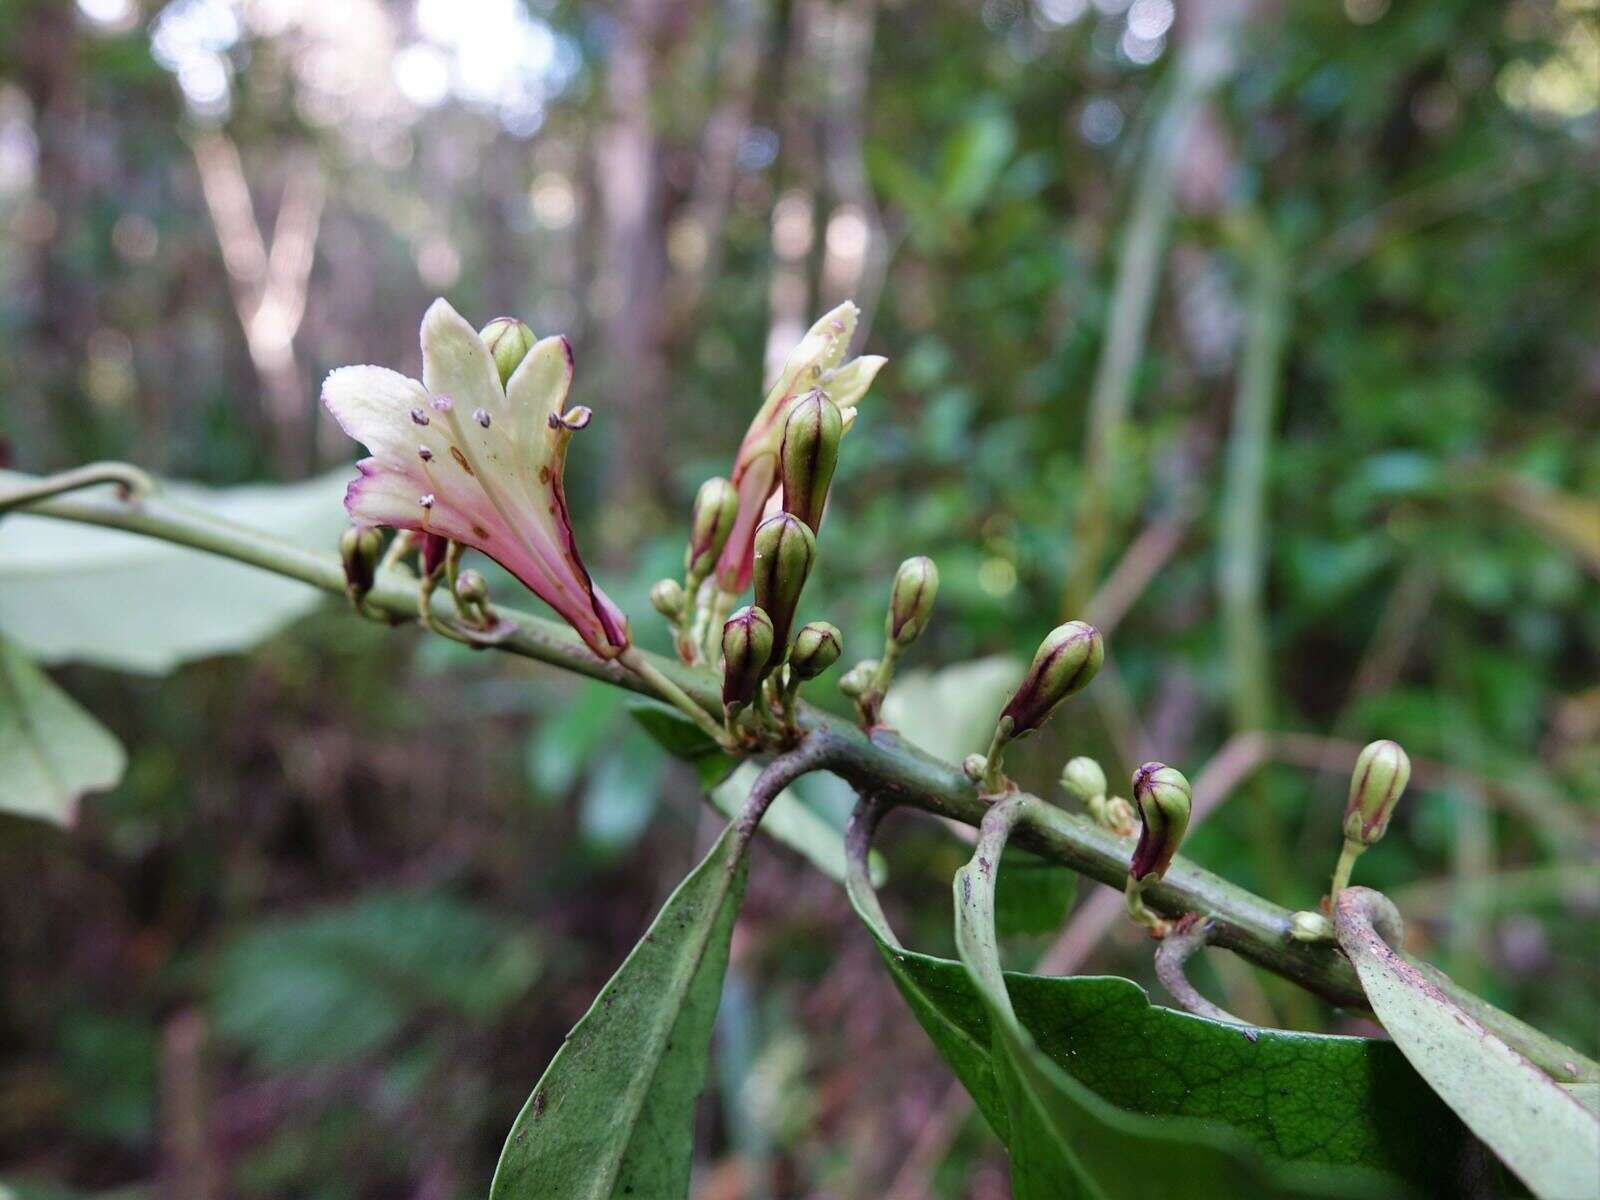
[1060,756,1107,805]
[779,390,843,533]
[454,569,488,605]
[839,659,877,699]
[751,513,816,664]
[886,556,939,649]
[1101,795,1137,838]
[1129,762,1191,883]
[685,476,740,585]
[650,578,686,619]
[1000,621,1104,737]
[721,606,774,713]
[1289,910,1335,943]
[479,317,536,386]
[340,525,383,597]
[963,754,987,782]
[1342,739,1411,846]
[789,621,842,681]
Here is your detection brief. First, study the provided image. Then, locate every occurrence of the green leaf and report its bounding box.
[844,804,1468,1197]
[950,804,1402,1198]
[1336,889,1600,1199]
[626,699,738,790]
[0,635,125,825]
[490,819,748,1200]
[212,890,539,1070]
[628,703,882,885]
[994,849,1077,937]
[0,469,351,675]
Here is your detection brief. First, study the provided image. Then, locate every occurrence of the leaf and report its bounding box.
[578,733,662,855]
[0,469,352,675]
[627,699,738,790]
[1335,888,1600,1199]
[951,806,1401,1199]
[843,805,1469,1197]
[490,819,748,1200]
[881,655,1024,761]
[212,890,539,1070]
[994,849,1077,937]
[0,635,125,825]
[708,762,885,888]
[938,107,1018,216]
[627,703,883,885]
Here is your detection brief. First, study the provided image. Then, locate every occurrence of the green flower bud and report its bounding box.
[454,569,488,605]
[1101,795,1137,837]
[1343,739,1410,846]
[779,389,843,533]
[479,317,537,386]
[751,513,816,665]
[721,606,774,712]
[839,659,877,699]
[685,476,740,584]
[1289,910,1335,943]
[789,621,843,681]
[1000,621,1104,737]
[650,578,686,619]
[1060,756,1108,805]
[886,556,939,649]
[1129,762,1191,883]
[339,525,383,596]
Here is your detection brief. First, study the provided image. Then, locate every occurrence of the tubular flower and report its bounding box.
[321,298,630,659]
[713,302,886,592]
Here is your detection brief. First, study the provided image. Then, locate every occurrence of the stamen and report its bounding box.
[431,395,454,413]
[410,408,430,426]
[420,493,435,509]
[418,446,433,461]
[474,408,491,428]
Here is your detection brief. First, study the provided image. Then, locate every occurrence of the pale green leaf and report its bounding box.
[0,635,125,825]
[1336,889,1600,1199]
[0,469,351,675]
[881,655,1023,761]
[490,820,747,1199]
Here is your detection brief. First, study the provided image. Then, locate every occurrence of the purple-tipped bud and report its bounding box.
[721,606,774,712]
[1000,621,1104,737]
[1060,756,1107,805]
[789,621,842,681]
[752,513,816,666]
[454,569,488,605]
[886,556,939,649]
[1129,762,1191,883]
[650,578,686,619]
[478,317,536,386]
[685,476,740,585]
[1343,739,1411,846]
[339,525,383,597]
[780,390,842,534]
[420,531,449,579]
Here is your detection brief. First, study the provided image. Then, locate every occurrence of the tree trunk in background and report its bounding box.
[595,0,674,512]
[13,0,97,465]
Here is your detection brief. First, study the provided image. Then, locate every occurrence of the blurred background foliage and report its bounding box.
[0,0,1596,1195]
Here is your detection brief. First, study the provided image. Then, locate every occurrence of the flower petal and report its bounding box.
[322,302,629,658]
